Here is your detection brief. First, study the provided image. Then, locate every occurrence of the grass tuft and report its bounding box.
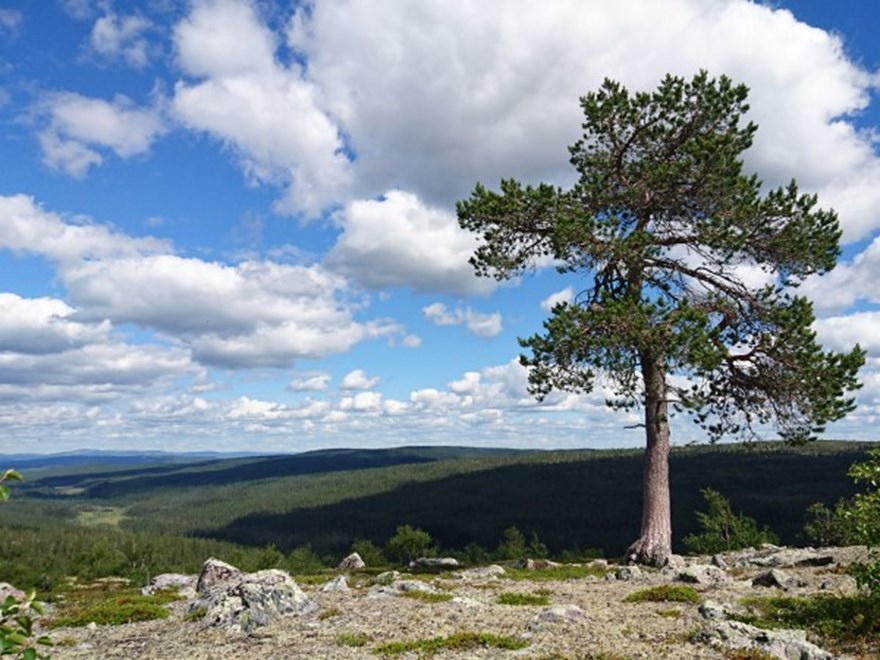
[401,590,453,603]
[337,632,370,647]
[496,591,551,606]
[373,631,527,657]
[623,585,701,604]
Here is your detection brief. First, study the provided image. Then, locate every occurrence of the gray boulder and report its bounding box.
[196,557,243,594]
[677,564,730,586]
[752,569,807,590]
[615,565,642,581]
[697,619,833,659]
[337,552,366,570]
[320,575,349,593]
[190,562,317,633]
[409,557,459,569]
[534,604,588,624]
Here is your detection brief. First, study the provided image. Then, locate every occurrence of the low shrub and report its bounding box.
[496,591,550,606]
[373,631,527,656]
[683,488,778,554]
[623,585,701,604]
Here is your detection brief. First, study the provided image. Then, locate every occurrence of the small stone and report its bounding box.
[615,565,642,581]
[534,604,588,623]
[409,557,459,569]
[751,569,806,589]
[320,575,349,593]
[337,552,366,570]
[677,564,730,586]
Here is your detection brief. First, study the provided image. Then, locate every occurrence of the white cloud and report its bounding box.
[59,0,95,20]
[814,312,880,354]
[341,369,379,390]
[339,390,382,412]
[0,293,109,354]
[540,287,574,312]
[171,0,351,217]
[0,194,168,263]
[423,302,502,339]
[0,195,398,369]
[0,9,22,31]
[89,11,153,68]
[401,334,422,348]
[327,191,493,295]
[287,372,331,391]
[37,92,166,177]
[800,236,880,313]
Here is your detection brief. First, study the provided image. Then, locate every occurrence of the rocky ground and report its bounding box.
[44,546,872,659]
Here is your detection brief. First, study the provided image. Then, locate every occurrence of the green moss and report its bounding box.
[338,632,370,647]
[373,631,527,657]
[49,593,171,627]
[623,585,701,604]
[506,563,609,581]
[401,590,453,603]
[496,591,550,606]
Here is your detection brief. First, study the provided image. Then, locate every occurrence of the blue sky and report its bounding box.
[0,0,878,454]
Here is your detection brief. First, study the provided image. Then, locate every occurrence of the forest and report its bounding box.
[0,441,873,592]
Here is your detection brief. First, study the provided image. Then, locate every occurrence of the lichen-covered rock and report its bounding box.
[677,564,730,586]
[697,619,834,659]
[337,552,366,570]
[615,565,642,581]
[456,564,506,580]
[195,557,243,595]
[191,565,317,633]
[320,575,349,593]
[409,557,459,569]
[534,604,588,624]
[752,569,807,590]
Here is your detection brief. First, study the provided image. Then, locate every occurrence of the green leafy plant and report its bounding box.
[0,591,52,659]
[0,469,53,660]
[0,469,22,502]
[683,488,778,554]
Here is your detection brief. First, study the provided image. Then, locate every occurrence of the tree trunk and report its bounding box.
[625,354,672,566]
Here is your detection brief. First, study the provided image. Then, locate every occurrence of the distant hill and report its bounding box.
[0,450,248,472]
[1,441,876,561]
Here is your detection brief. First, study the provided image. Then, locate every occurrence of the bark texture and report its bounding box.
[626,356,672,566]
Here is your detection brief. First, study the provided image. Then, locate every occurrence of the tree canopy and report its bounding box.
[457,71,864,564]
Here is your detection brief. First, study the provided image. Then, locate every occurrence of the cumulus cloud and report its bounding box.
[0,293,109,354]
[540,287,574,312]
[423,302,502,339]
[89,10,153,68]
[800,236,880,313]
[287,372,331,391]
[327,190,493,295]
[340,369,379,390]
[814,312,880,354]
[171,0,351,217]
[0,195,398,369]
[288,0,880,243]
[37,92,166,177]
